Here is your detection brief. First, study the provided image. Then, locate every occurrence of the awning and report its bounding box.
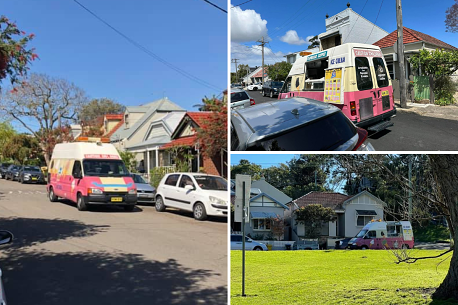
[318,29,340,40]
[250,211,278,219]
[356,210,377,216]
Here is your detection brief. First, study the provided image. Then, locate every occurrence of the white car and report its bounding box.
[155,173,228,220]
[231,234,268,251]
[247,83,262,91]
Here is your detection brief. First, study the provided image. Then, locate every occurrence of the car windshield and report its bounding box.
[1,164,11,169]
[132,174,147,184]
[11,166,20,170]
[83,159,129,177]
[272,81,283,87]
[247,112,357,151]
[193,175,227,190]
[356,230,368,238]
[24,166,40,172]
[231,91,249,103]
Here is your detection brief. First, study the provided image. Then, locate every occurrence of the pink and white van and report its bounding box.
[279,43,396,132]
[47,137,137,211]
[348,220,414,250]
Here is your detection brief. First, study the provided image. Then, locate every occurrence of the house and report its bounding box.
[242,66,269,85]
[160,112,226,177]
[373,27,458,99]
[286,190,386,244]
[103,114,123,137]
[232,177,292,240]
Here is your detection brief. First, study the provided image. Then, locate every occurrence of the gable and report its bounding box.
[250,179,292,206]
[146,124,167,140]
[344,193,385,209]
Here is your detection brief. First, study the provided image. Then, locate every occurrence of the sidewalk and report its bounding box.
[414,242,451,250]
[395,100,458,121]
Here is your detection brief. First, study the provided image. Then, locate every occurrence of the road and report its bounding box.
[0,179,227,305]
[247,90,458,151]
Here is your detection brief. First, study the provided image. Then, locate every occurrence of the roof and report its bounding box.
[105,114,123,120]
[169,112,213,140]
[51,142,120,160]
[250,192,289,210]
[252,67,267,78]
[373,27,457,50]
[104,118,124,138]
[251,178,292,206]
[161,135,197,149]
[293,191,353,210]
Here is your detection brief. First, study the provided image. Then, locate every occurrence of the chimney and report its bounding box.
[347,2,350,8]
[326,14,329,19]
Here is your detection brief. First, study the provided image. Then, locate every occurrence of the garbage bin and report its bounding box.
[285,244,291,250]
[267,244,273,251]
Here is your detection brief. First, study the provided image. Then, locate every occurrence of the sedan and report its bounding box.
[247,82,262,91]
[5,165,21,181]
[19,165,45,184]
[131,173,156,204]
[230,234,268,251]
[231,97,375,151]
[0,163,11,179]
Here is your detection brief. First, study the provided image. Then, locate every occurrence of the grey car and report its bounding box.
[19,165,45,184]
[230,88,255,110]
[4,165,21,181]
[131,174,156,204]
[0,163,12,179]
[231,97,375,151]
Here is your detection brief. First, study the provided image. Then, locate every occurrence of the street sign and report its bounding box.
[235,175,251,223]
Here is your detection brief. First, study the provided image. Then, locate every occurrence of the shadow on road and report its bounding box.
[164,209,228,223]
[368,128,391,140]
[0,217,109,249]
[57,199,144,213]
[2,250,227,305]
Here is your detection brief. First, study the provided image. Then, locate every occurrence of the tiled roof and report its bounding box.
[294,191,353,210]
[186,112,213,127]
[105,114,123,120]
[104,118,124,138]
[373,27,457,50]
[161,135,197,149]
[252,67,267,78]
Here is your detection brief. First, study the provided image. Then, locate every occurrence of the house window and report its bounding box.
[253,219,271,231]
[357,215,374,226]
[387,63,394,80]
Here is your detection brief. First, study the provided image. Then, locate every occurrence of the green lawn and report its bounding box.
[231,250,454,304]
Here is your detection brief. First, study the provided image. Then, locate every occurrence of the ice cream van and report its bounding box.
[47,137,137,211]
[348,220,414,250]
[279,43,396,132]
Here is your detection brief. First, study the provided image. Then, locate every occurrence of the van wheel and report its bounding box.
[193,202,207,221]
[48,187,58,202]
[402,244,409,250]
[155,196,166,212]
[361,245,368,250]
[77,194,88,211]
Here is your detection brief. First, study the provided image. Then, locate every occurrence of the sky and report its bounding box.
[1,0,227,132]
[231,153,299,167]
[230,0,458,71]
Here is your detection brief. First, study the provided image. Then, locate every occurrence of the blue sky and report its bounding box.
[230,0,458,71]
[231,154,299,167]
[2,0,227,131]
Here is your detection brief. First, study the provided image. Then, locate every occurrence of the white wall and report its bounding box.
[343,194,384,237]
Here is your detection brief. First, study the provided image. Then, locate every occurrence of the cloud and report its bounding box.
[231,7,269,42]
[230,42,287,72]
[279,30,309,45]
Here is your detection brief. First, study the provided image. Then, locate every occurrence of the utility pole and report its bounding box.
[396,0,407,108]
[408,156,412,222]
[231,58,239,83]
[257,37,266,84]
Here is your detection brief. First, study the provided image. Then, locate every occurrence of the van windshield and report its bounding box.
[83,159,129,177]
[356,230,368,238]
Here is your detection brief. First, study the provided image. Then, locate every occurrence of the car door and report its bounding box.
[231,235,243,250]
[174,174,195,212]
[162,174,180,208]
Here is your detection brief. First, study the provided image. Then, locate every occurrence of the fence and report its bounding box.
[414,76,430,100]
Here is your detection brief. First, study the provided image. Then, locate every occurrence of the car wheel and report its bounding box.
[77,193,88,211]
[48,187,58,202]
[402,244,409,250]
[124,205,135,212]
[253,87,257,91]
[254,246,263,251]
[361,245,368,250]
[270,91,274,98]
[193,202,207,221]
[155,196,166,212]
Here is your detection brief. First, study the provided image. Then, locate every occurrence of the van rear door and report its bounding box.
[371,57,392,115]
[354,56,376,122]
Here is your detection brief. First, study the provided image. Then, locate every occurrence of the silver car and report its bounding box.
[0,230,13,305]
[131,174,156,204]
[230,88,255,110]
[230,234,268,251]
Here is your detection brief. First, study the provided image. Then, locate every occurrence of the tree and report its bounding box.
[410,49,458,104]
[195,95,227,158]
[79,98,125,127]
[0,121,16,160]
[236,64,249,81]
[118,150,137,173]
[294,204,336,238]
[230,159,262,180]
[0,73,89,165]
[445,0,458,33]
[0,16,38,87]
[269,215,286,241]
[1,133,41,164]
[266,61,292,81]
[307,35,319,49]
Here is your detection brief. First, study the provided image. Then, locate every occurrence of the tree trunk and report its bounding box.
[429,155,458,300]
[429,75,435,104]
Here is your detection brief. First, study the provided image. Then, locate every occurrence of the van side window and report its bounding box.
[372,57,389,88]
[72,161,82,178]
[367,230,376,238]
[355,57,373,91]
[164,174,180,186]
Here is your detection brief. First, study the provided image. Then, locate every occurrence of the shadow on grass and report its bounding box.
[2,250,226,305]
[0,217,109,249]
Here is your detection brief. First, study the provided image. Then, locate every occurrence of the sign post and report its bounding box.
[242,180,246,297]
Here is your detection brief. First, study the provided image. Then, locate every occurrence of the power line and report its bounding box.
[231,0,253,8]
[268,0,316,38]
[201,0,227,13]
[365,0,385,43]
[73,0,223,92]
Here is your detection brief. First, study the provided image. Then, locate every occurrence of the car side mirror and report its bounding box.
[184,185,194,190]
[0,230,13,245]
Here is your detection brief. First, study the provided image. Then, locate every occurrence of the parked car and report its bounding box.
[230,88,255,110]
[247,82,262,91]
[4,165,21,181]
[262,80,284,98]
[19,165,45,184]
[230,234,268,251]
[0,163,12,179]
[231,83,242,89]
[131,173,156,204]
[155,173,228,221]
[231,97,375,151]
[335,237,352,249]
[0,230,13,305]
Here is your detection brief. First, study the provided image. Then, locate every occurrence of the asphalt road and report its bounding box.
[246,90,458,151]
[0,179,227,305]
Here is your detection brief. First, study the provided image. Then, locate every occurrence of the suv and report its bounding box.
[231,97,375,151]
[262,81,284,98]
[155,173,228,220]
[230,234,268,251]
[230,88,255,110]
[0,163,11,179]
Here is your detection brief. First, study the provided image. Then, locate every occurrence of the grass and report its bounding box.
[231,249,454,304]
[414,225,451,243]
